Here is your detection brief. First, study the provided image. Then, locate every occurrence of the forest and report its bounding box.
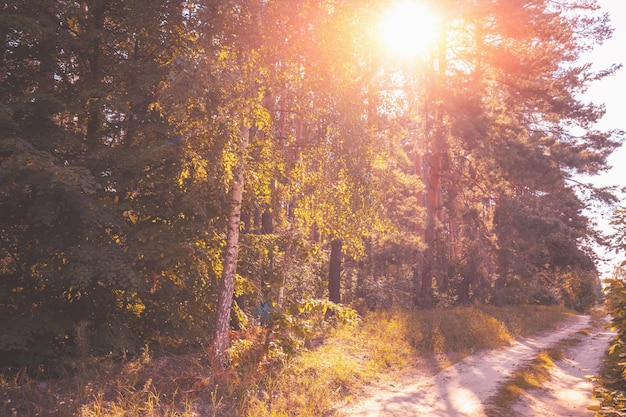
[2,0,626,400]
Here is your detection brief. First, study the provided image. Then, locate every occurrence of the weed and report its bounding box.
[210,385,223,417]
[589,305,608,326]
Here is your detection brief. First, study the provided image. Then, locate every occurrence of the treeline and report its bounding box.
[0,0,621,369]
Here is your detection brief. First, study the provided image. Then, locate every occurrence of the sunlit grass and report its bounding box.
[478,304,576,338]
[244,304,574,415]
[402,306,513,354]
[244,317,416,417]
[0,305,578,417]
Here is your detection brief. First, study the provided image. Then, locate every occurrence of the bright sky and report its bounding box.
[582,0,626,275]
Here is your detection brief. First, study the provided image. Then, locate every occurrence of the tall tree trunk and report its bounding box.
[213,124,250,367]
[278,222,292,308]
[418,18,448,308]
[328,238,343,304]
[356,237,371,300]
[261,207,273,293]
[419,136,441,307]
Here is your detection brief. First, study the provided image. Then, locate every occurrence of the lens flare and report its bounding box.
[378,1,440,59]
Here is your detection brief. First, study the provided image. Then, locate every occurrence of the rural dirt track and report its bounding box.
[338,315,614,417]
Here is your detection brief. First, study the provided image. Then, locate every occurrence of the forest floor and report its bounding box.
[337,314,614,417]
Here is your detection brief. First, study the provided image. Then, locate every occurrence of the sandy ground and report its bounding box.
[338,315,614,417]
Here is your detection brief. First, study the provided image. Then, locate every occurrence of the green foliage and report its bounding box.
[595,276,626,416]
[0,136,144,366]
[0,0,217,371]
[614,209,626,260]
[268,298,359,356]
[0,0,618,377]
[559,269,602,312]
[591,212,626,416]
[492,269,600,311]
[493,189,600,308]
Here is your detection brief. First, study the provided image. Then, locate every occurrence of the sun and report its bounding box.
[378,1,440,59]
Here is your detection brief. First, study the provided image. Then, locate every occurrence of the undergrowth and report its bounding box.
[245,305,574,416]
[0,304,575,417]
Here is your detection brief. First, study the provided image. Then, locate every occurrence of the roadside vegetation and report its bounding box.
[1,304,576,417]
[589,210,626,417]
[590,280,626,417]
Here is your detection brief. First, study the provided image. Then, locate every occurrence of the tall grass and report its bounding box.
[243,314,418,417]
[0,305,575,417]
[243,305,573,415]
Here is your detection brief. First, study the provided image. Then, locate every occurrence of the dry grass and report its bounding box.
[479,304,577,338]
[1,346,249,416]
[243,314,418,417]
[0,304,577,417]
[402,306,513,354]
[243,304,573,415]
[589,304,609,328]
[486,348,564,416]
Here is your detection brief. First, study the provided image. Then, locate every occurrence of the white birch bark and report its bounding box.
[213,123,250,367]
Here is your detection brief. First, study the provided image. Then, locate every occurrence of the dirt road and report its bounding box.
[511,319,615,417]
[338,315,614,417]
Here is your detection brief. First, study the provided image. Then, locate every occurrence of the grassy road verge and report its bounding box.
[1,305,583,417]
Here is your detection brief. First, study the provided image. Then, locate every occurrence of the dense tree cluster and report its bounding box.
[0,0,621,369]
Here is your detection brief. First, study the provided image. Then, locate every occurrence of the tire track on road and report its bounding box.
[509,319,614,417]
